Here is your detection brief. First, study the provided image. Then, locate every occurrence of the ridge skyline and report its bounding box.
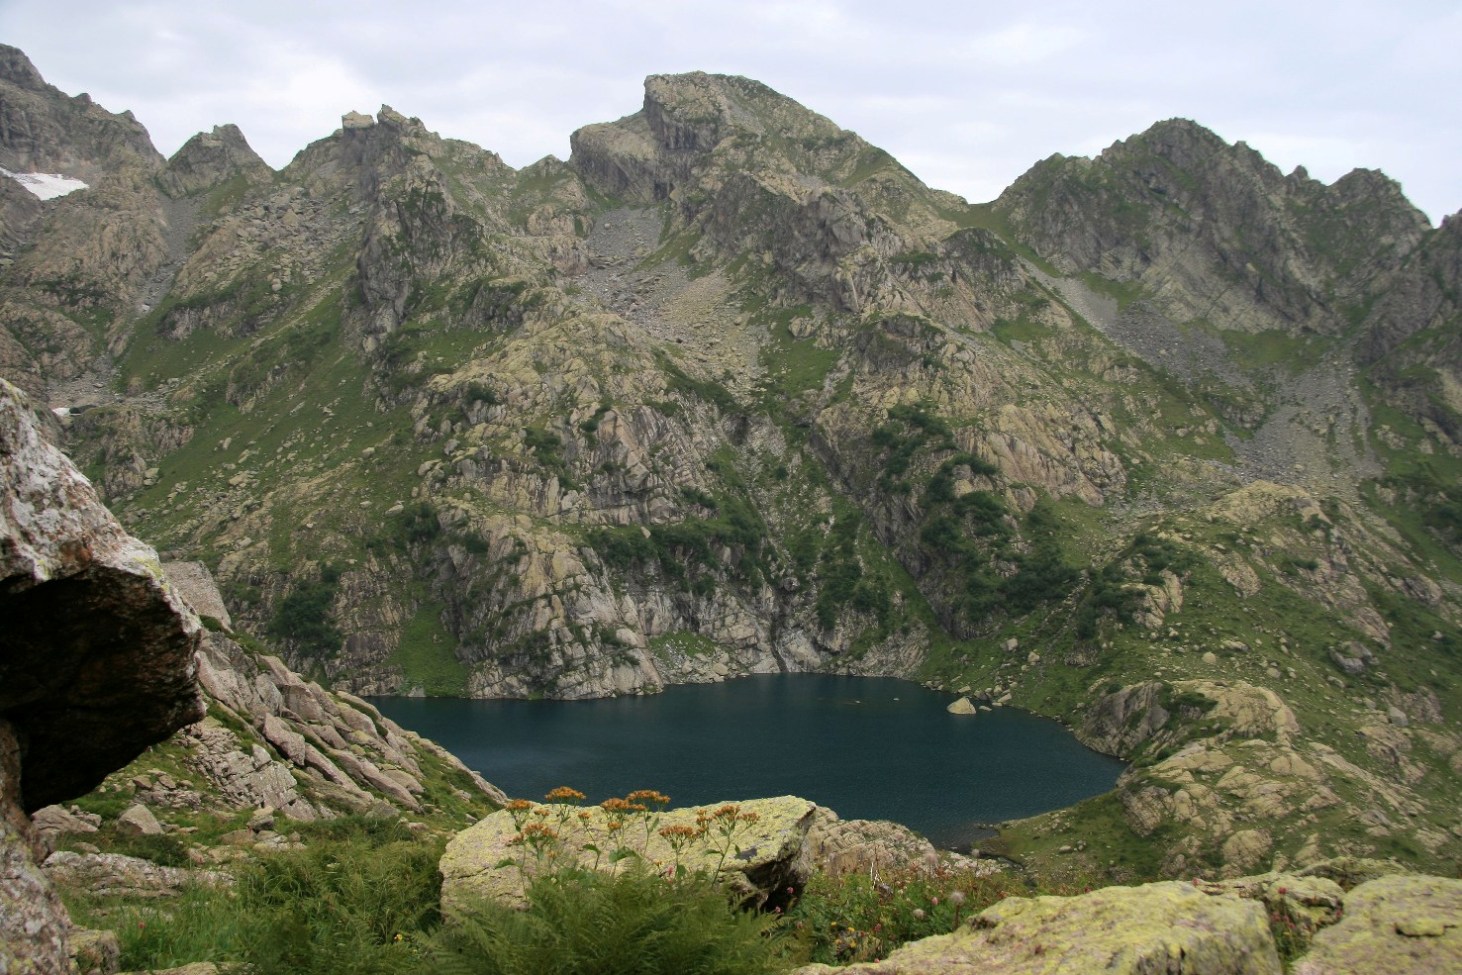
[0,0,1457,223]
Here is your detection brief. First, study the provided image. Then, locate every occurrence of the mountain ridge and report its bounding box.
[2,49,1459,880]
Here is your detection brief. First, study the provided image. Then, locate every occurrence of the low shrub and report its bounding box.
[784,865,1027,965]
[431,869,782,975]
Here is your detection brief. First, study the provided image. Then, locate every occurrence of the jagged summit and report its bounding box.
[0,42,161,181]
[0,43,46,90]
[160,123,273,196]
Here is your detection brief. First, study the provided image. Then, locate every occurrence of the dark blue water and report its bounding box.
[372,675,1123,850]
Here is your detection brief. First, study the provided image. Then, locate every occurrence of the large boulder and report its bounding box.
[442,795,819,912]
[1292,875,1462,975]
[1,379,204,809]
[441,795,995,916]
[0,378,203,974]
[795,881,1282,975]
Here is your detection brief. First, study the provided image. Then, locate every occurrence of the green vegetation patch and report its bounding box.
[267,566,343,659]
[390,598,469,696]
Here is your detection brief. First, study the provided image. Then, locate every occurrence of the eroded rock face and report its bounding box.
[1,720,71,975]
[0,379,204,809]
[42,850,231,899]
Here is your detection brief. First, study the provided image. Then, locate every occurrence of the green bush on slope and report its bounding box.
[430,869,782,975]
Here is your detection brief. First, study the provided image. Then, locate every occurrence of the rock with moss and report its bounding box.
[795,880,1282,974]
[1291,875,1462,975]
[442,795,818,911]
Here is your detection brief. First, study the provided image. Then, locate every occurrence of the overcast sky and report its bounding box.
[2,1,1457,223]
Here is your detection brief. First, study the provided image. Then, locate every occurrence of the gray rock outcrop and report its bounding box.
[42,850,231,899]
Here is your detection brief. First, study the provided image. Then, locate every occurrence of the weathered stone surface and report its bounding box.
[30,804,100,849]
[161,561,233,629]
[1198,870,1345,949]
[115,803,164,836]
[1292,875,1462,975]
[67,927,119,975]
[794,881,1282,974]
[188,628,501,816]
[945,696,976,715]
[1,720,70,975]
[0,379,203,810]
[43,851,231,899]
[442,795,818,911]
[801,806,940,877]
[1,379,203,975]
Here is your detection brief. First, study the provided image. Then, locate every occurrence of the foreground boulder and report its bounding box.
[442,795,819,911]
[796,881,1282,975]
[1293,875,1461,974]
[0,378,202,975]
[441,794,994,915]
[1,378,203,809]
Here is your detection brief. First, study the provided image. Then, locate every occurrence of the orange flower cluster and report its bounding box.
[625,789,671,806]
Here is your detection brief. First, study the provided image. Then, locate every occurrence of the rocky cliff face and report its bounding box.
[2,52,1459,880]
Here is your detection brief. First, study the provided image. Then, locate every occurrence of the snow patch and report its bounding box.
[1,166,89,200]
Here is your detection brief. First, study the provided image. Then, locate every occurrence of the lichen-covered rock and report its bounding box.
[42,851,231,899]
[1198,870,1345,951]
[801,806,940,878]
[66,927,119,975]
[441,795,818,911]
[795,881,1282,974]
[1292,875,1462,974]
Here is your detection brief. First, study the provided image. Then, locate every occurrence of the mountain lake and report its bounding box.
[372,674,1126,850]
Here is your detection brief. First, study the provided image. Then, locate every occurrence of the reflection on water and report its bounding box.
[372,674,1124,850]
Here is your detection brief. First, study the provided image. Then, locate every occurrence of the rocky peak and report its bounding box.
[160,123,273,197]
[645,72,757,151]
[287,104,446,201]
[1118,117,1234,169]
[0,43,161,180]
[995,115,1434,334]
[571,71,857,203]
[0,44,46,90]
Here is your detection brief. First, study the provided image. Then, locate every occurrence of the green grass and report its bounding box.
[649,631,721,659]
[63,822,445,975]
[756,306,839,403]
[390,598,469,696]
